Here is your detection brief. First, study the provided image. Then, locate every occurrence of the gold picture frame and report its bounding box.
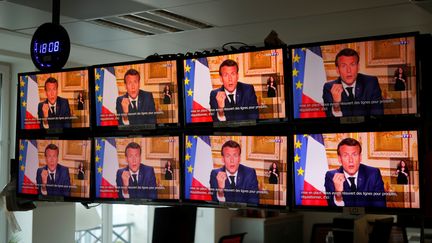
[145,137,174,159]
[246,136,280,160]
[61,70,87,91]
[144,61,173,84]
[368,131,408,158]
[366,38,407,66]
[63,140,90,160]
[244,50,276,76]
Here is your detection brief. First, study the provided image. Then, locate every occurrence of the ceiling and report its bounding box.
[0,0,432,67]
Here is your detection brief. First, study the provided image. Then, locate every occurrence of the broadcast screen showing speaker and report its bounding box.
[93,60,178,128]
[183,47,286,124]
[94,136,180,201]
[17,139,91,199]
[17,68,90,130]
[183,135,287,207]
[293,130,420,209]
[291,33,417,119]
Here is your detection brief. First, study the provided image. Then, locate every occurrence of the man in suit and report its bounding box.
[116,142,157,199]
[116,69,156,125]
[322,48,384,117]
[209,140,259,204]
[209,59,259,121]
[38,77,72,129]
[324,138,386,207]
[36,144,71,197]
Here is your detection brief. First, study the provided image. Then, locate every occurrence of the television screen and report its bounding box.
[94,136,180,201]
[17,68,90,130]
[291,33,417,119]
[293,130,420,209]
[183,135,287,207]
[17,139,91,199]
[183,47,286,125]
[93,59,178,128]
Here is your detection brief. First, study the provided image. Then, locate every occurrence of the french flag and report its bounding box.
[294,134,328,206]
[18,140,38,194]
[95,67,119,126]
[95,138,119,198]
[184,58,213,123]
[20,75,40,129]
[184,136,213,201]
[292,47,327,118]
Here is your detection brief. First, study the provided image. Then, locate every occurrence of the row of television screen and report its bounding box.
[17,32,421,132]
[16,130,421,211]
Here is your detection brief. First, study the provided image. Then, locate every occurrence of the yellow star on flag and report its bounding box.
[303,134,309,137]
[95,72,101,80]
[98,166,103,173]
[185,153,191,161]
[187,88,193,96]
[292,68,299,77]
[20,165,25,171]
[95,156,100,163]
[293,53,300,63]
[297,166,305,176]
[20,80,25,87]
[22,101,27,107]
[301,48,306,51]
[186,140,192,149]
[95,84,100,92]
[296,80,303,89]
[187,165,193,173]
[184,77,190,85]
[294,140,302,149]
[20,91,24,97]
[185,64,191,73]
[20,143,24,150]
[19,155,23,161]
[97,95,102,102]
[96,143,101,151]
[193,136,198,139]
[294,154,300,163]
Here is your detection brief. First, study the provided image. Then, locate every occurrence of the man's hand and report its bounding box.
[330,84,343,103]
[41,169,49,184]
[42,103,50,118]
[121,171,131,187]
[216,171,227,198]
[332,173,346,192]
[121,98,130,114]
[216,92,226,109]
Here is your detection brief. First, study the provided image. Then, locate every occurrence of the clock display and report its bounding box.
[30,23,70,71]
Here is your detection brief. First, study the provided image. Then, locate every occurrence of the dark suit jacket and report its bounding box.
[116,164,157,199]
[322,73,384,117]
[209,82,259,121]
[116,90,156,125]
[324,164,386,207]
[36,164,71,197]
[37,97,72,129]
[209,164,259,205]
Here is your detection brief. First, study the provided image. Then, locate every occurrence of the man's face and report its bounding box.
[45,82,58,105]
[220,66,239,93]
[222,146,241,174]
[125,74,140,99]
[125,148,141,173]
[336,56,359,86]
[338,145,361,176]
[45,149,59,172]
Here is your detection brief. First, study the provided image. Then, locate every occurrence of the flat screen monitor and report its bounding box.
[152,206,197,243]
[183,135,288,208]
[290,33,418,120]
[293,130,420,210]
[16,139,91,200]
[94,136,180,201]
[93,59,179,129]
[17,68,90,131]
[183,47,287,126]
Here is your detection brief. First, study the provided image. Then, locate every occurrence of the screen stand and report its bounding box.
[332,207,367,243]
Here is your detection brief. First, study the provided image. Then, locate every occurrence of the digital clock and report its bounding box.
[30,22,70,71]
